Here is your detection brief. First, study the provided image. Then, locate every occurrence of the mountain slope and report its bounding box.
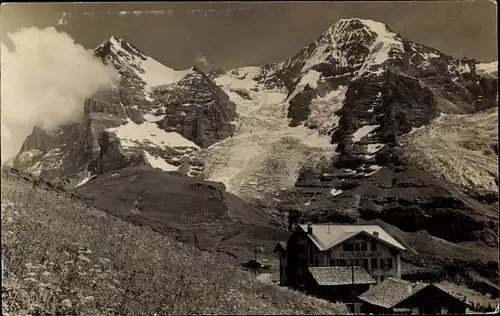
[400,107,498,194]
[201,18,497,200]
[201,18,498,287]
[11,18,499,290]
[72,166,289,260]
[94,35,190,103]
[13,37,237,184]
[1,168,348,315]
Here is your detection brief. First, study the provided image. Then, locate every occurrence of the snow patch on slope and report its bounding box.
[217,67,265,90]
[287,70,322,101]
[104,36,190,101]
[366,143,384,153]
[108,119,199,149]
[330,189,343,196]
[352,125,379,142]
[355,19,403,76]
[140,57,189,88]
[75,172,96,188]
[305,86,348,134]
[143,150,178,171]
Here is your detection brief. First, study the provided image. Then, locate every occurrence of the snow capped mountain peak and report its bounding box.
[329,18,402,57]
[275,18,405,89]
[94,37,191,101]
[94,35,147,64]
[329,18,397,37]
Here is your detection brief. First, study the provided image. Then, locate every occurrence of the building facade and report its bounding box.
[273,242,287,285]
[274,224,406,289]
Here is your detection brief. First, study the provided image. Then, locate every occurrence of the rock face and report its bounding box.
[205,18,498,284]
[14,37,237,185]
[12,18,498,284]
[155,67,237,148]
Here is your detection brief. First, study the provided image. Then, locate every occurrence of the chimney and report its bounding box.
[373,231,379,237]
[307,224,313,234]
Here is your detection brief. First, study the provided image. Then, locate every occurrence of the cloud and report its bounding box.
[194,52,211,69]
[1,26,119,162]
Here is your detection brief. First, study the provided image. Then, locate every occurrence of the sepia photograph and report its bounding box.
[1,1,498,315]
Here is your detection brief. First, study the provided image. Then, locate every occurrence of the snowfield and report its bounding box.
[143,150,179,171]
[304,86,347,134]
[286,70,322,101]
[355,19,404,75]
[107,119,198,172]
[401,108,498,192]
[108,119,199,149]
[199,74,337,199]
[102,36,190,101]
[352,124,379,142]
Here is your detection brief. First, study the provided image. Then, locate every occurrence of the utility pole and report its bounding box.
[254,240,258,277]
[351,259,355,313]
[254,240,257,261]
[194,233,200,250]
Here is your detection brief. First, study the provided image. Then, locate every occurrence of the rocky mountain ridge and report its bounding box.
[10,18,498,287]
[13,35,238,184]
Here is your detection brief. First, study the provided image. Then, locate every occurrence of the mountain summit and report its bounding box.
[11,19,499,290]
[94,35,191,102]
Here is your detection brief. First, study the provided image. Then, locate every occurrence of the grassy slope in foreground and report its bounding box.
[1,174,348,315]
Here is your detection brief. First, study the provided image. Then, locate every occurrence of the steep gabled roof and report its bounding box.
[357,277,429,308]
[273,241,287,253]
[308,266,377,286]
[297,224,406,251]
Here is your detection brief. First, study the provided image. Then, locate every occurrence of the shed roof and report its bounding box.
[298,224,406,251]
[273,241,287,253]
[308,266,377,286]
[357,277,429,308]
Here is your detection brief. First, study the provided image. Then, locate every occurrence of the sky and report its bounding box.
[1,1,498,71]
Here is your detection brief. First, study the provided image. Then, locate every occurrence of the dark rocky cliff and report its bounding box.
[156,67,237,148]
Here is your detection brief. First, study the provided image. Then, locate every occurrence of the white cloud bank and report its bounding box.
[194,52,212,70]
[1,27,119,162]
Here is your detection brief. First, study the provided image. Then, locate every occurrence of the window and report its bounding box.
[331,259,347,266]
[362,259,369,269]
[370,242,377,251]
[380,258,386,269]
[386,258,393,269]
[361,242,368,251]
[343,242,354,251]
[371,258,378,269]
[354,242,368,251]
